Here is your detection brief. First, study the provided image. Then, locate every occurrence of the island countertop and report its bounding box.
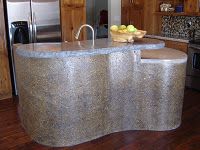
[15,38,165,58]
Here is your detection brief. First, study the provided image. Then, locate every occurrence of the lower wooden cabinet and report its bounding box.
[164,40,188,53]
[147,38,188,53]
[0,47,12,100]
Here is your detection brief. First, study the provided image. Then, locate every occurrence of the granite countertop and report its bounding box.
[145,34,190,43]
[15,38,165,58]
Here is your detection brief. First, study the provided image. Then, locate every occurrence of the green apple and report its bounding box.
[127,25,137,32]
[118,25,127,30]
[110,25,118,32]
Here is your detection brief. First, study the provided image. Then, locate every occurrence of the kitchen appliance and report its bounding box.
[11,21,29,44]
[186,29,200,91]
[5,0,61,95]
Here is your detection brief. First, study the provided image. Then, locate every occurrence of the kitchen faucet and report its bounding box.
[75,24,95,47]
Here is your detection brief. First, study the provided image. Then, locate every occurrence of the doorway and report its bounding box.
[86,0,108,39]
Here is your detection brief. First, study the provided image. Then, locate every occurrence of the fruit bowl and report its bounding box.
[110,30,147,43]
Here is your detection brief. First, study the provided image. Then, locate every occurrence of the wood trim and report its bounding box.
[154,11,200,16]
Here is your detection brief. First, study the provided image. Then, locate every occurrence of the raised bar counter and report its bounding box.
[14,38,187,147]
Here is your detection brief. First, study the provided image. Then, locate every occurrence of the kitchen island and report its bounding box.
[14,38,187,147]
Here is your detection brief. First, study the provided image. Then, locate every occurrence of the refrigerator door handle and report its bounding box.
[28,13,33,43]
[9,26,18,95]
[33,12,37,43]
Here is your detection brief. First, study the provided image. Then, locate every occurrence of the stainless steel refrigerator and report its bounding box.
[5,0,61,95]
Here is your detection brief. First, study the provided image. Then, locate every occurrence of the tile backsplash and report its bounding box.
[161,16,200,39]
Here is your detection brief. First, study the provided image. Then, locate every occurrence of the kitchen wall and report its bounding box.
[108,0,121,38]
[86,0,94,27]
[108,0,121,26]
[161,16,200,39]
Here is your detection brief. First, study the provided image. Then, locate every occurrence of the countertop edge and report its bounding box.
[145,34,189,43]
[15,39,165,58]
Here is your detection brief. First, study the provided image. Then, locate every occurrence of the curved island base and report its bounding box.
[14,39,187,147]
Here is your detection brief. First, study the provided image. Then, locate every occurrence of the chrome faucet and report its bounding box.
[75,24,95,47]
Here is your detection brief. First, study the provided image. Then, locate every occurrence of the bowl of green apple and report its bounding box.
[110,25,147,43]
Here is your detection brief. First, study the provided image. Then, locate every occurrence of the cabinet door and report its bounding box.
[0,1,12,100]
[129,9,144,29]
[121,0,130,25]
[61,0,86,42]
[121,0,144,29]
[129,0,144,29]
[133,0,144,8]
[0,47,12,100]
[63,0,85,7]
[184,0,199,13]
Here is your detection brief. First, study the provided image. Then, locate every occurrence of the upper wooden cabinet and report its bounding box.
[184,0,199,13]
[61,0,86,42]
[121,0,130,25]
[155,0,199,14]
[153,0,200,34]
[121,0,144,29]
[0,1,12,100]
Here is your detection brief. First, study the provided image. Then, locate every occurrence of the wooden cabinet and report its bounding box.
[165,40,188,53]
[0,1,12,100]
[153,0,200,34]
[147,37,188,53]
[121,0,130,26]
[61,0,86,42]
[121,0,144,29]
[184,0,199,13]
[121,0,157,34]
[155,0,184,11]
[63,0,85,7]
[155,0,199,14]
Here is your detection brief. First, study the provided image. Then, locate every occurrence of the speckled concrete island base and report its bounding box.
[14,40,187,147]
